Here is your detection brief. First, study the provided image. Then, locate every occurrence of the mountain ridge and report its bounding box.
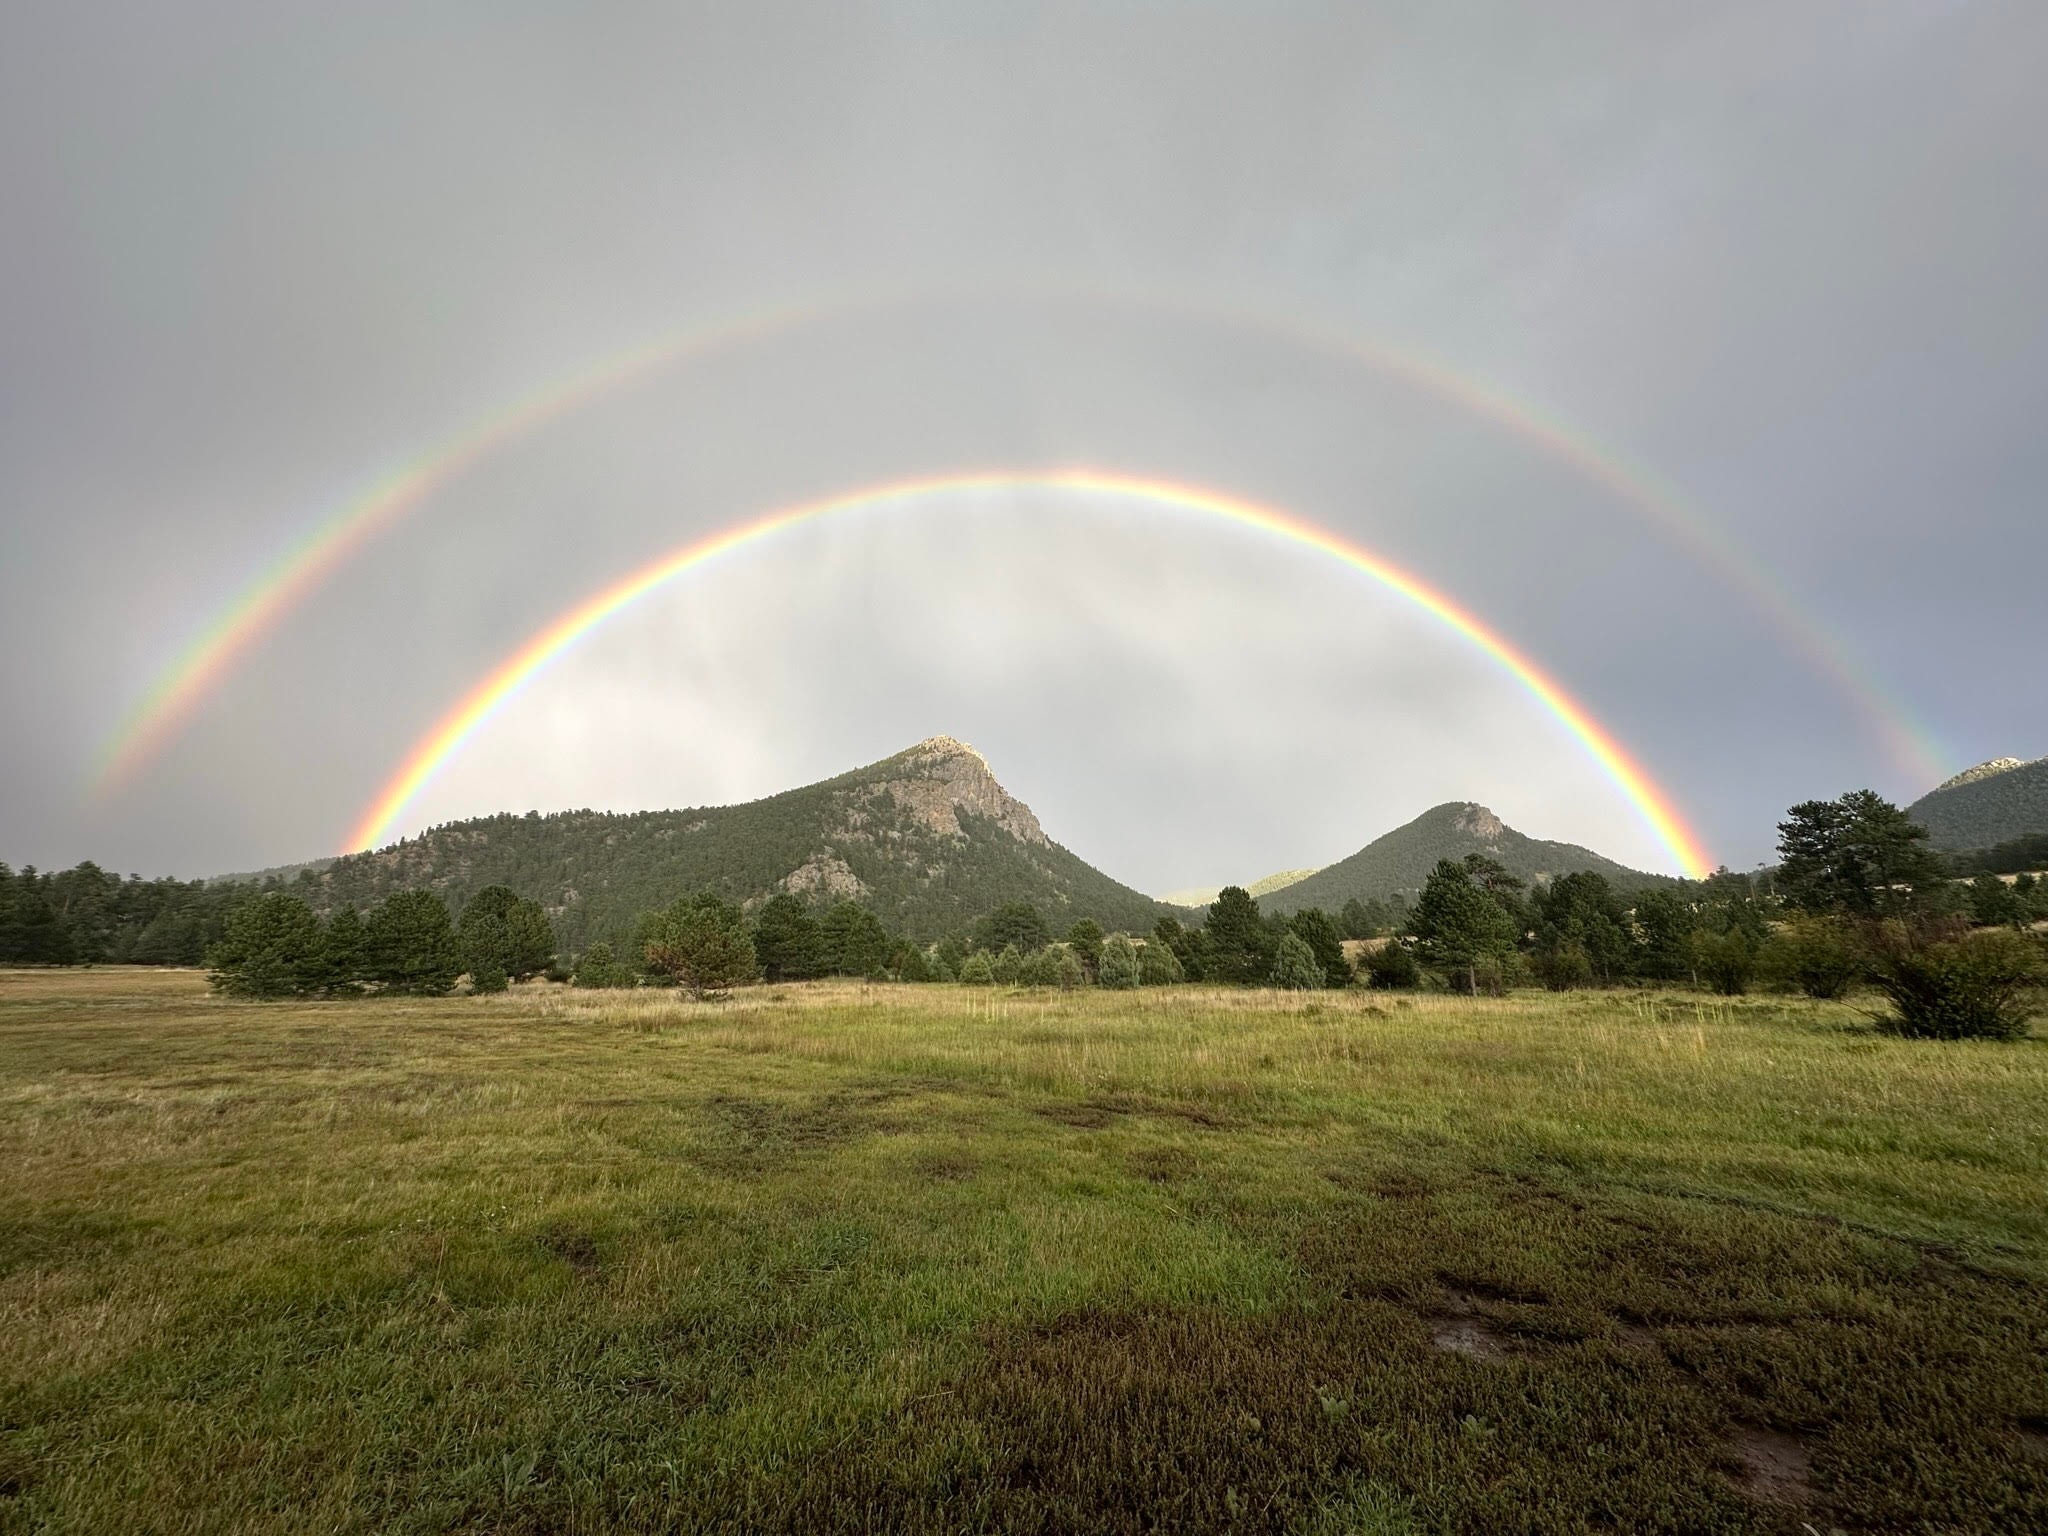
[1907,754,2048,852]
[1261,802,1670,915]
[227,737,1175,948]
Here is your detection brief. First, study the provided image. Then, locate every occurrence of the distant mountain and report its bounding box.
[1159,867,1319,909]
[1906,755,2048,852]
[1261,802,1667,915]
[235,737,1174,948]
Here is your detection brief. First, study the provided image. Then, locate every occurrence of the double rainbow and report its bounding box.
[345,470,1715,878]
[92,287,1947,800]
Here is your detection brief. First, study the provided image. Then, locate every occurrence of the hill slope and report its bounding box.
[1262,803,1666,915]
[1158,867,1318,909]
[262,738,1173,947]
[1906,755,2048,852]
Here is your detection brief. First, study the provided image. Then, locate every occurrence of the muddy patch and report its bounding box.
[2018,1417,2048,1463]
[1724,1423,1814,1506]
[1424,1293,1514,1360]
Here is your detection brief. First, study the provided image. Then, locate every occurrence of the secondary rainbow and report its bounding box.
[94,287,1946,799]
[346,470,1715,877]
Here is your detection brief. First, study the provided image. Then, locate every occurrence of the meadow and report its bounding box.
[2,968,2044,1534]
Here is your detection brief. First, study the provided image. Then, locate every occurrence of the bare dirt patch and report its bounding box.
[1724,1423,1814,1506]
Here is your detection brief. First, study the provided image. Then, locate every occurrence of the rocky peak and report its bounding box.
[1932,757,2032,793]
[864,736,1048,845]
[1451,803,1506,842]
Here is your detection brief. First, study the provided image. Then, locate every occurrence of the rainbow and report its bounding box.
[90,296,845,795]
[93,286,1948,796]
[346,470,1715,877]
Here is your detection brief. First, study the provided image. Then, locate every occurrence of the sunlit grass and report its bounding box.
[2,969,2043,1533]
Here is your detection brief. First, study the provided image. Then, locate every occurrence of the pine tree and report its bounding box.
[1204,887,1273,985]
[1287,908,1349,987]
[1408,860,1517,994]
[365,891,461,996]
[208,893,325,998]
[752,893,825,980]
[643,893,758,999]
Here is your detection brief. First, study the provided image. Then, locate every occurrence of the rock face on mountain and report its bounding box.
[1260,802,1664,915]
[1906,755,2048,852]
[262,737,1170,948]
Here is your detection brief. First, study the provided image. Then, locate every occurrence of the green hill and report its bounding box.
[1158,867,1318,909]
[1905,755,2048,852]
[1261,802,1666,915]
[243,737,1173,948]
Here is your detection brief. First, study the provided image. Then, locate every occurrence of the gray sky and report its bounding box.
[3,1,2043,889]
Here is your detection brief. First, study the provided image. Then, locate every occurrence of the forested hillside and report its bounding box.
[1262,802,1665,915]
[244,737,1173,947]
[1906,756,2048,852]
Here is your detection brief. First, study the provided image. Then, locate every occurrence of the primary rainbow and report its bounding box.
[94,288,1945,801]
[346,470,1715,877]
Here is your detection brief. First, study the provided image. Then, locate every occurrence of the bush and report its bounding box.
[1270,932,1325,990]
[1691,928,1756,996]
[1532,941,1593,992]
[1360,941,1419,990]
[1096,934,1141,990]
[1868,921,2041,1040]
[468,958,510,994]
[1761,916,1863,1000]
[1052,948,1086,991]
[1138,938,1184,986]
[571,941,635,989]
[959,952,995,986]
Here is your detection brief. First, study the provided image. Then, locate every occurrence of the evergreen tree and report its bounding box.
[1287,908,1349,987]
[1777,791,1944,917]
[321,906,368,994]
[1360,940,1420,990]
[208,893,325,998]
[1097,934,1141,989]
[1631,889,1696,982]
[1969,871,2023,928]
[457,885,554,981]
[571,941,635,989]
[1153,916,1206,982]
[820,900,891,977]
[959,951,995,986]
[1052,947,1086,990]
[975,901,1050,953]
[364,891,461,996]
[752,893,825,980]
[1531,872,1636,983]
[1408,860,1517,994]
[1269,931,1324,990]
[643,893,758,999]
[1065,919,1104,978]
[1204,887,1273,985]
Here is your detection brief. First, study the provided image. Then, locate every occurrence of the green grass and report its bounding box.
[3,968,2045,1534]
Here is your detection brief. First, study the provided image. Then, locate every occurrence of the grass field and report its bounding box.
[3,968,2045,1534]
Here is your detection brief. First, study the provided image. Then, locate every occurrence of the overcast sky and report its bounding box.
[3,1,2043,890]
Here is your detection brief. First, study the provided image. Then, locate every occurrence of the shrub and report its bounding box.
[990,943,1024,986]
[1052,948,1086,991]
[959,952,995,986]
[1761,916,1863,1000]
[1691,928,1756,996]
[1360,941,1419,990]
[468,958,510,994]
[1868,921,2041,1040]
[571,942,635,989]
[1270,932,1325,990]
[1138,938,1184,986]
[1097,934,1141,990]
[1532,941,1594,992]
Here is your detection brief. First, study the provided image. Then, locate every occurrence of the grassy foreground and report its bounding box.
[2,970,2045,1535]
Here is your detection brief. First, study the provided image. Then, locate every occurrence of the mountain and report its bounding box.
[1906,755,2048,852]
[1260,802,1667,916]
[247,737,1174,948]
[1158,867,1319,909]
